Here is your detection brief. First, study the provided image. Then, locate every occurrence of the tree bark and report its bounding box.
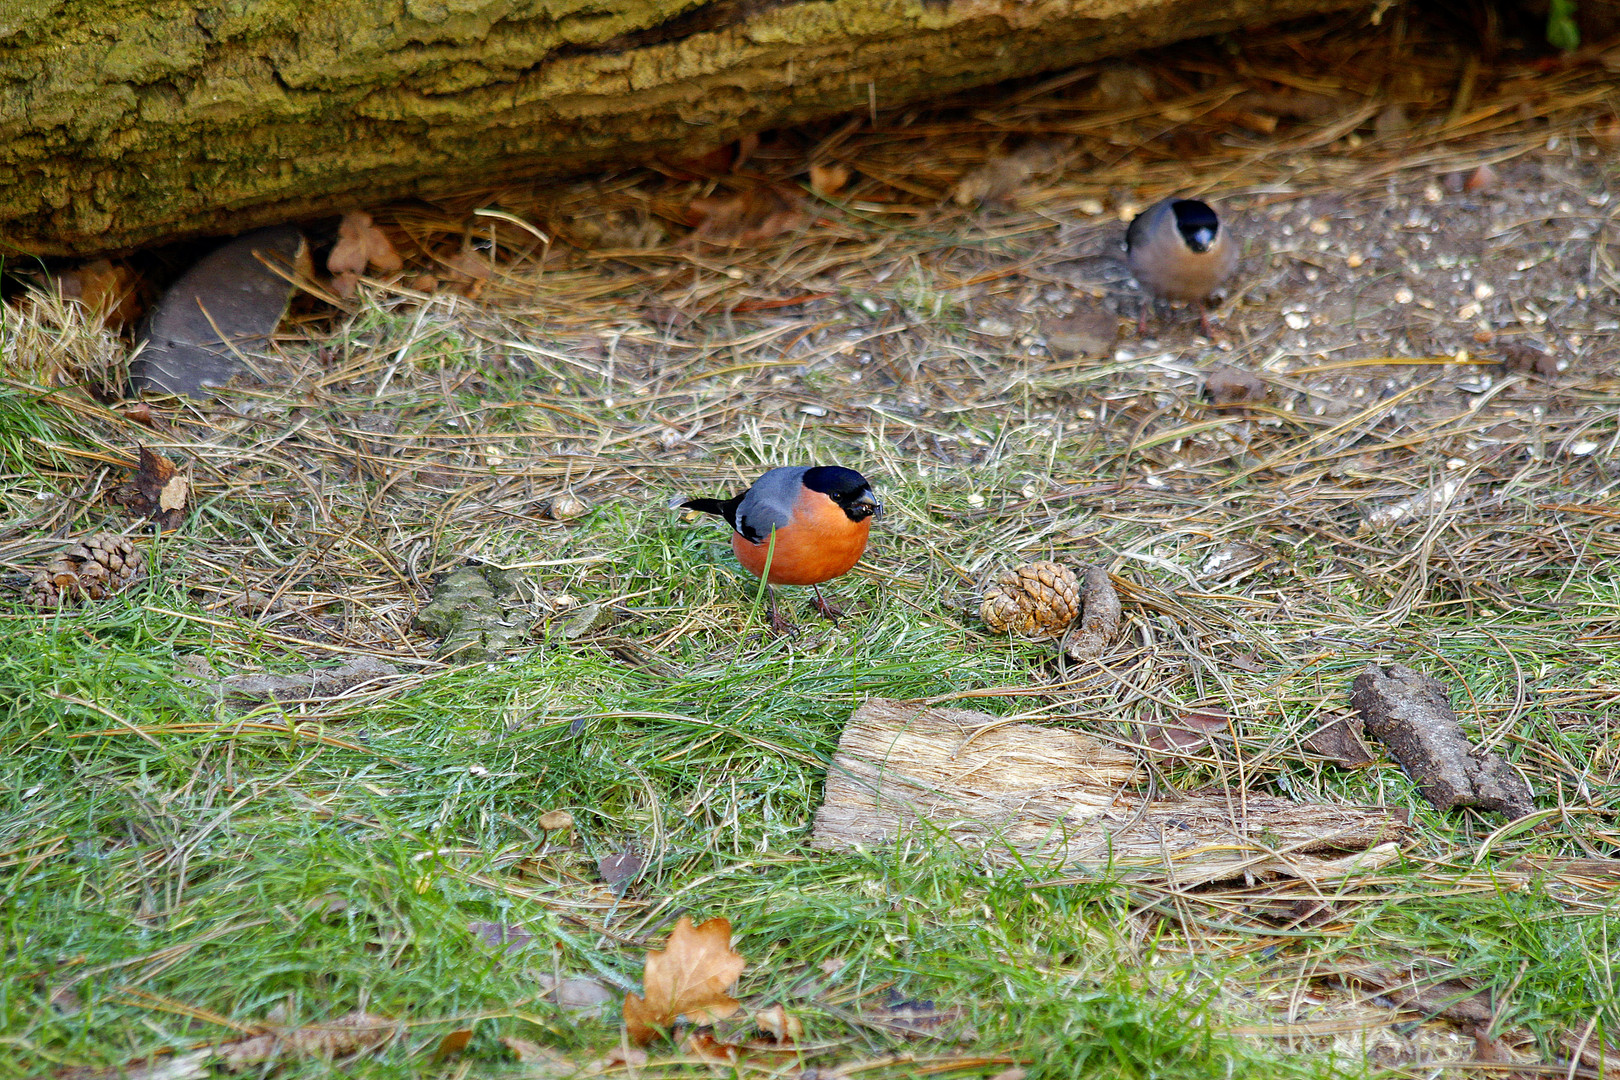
[2,0,1369,258]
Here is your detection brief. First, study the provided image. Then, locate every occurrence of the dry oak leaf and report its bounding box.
[622,915,746,1045]
[688,186,807,246]
[328,211,403,297]
[809,162,853,197]
[112,445,189,530]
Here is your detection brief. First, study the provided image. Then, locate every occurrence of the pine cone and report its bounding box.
[979,560,1081,638]
[30,533,145,609]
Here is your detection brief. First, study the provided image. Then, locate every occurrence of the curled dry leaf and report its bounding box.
[950,140,1067,206]
[434,1028,473,1058]
[597,849,643,891]
[1303,712,1377,767]
[688,185,807,246]
[809,162,852,197]
[753,1004,803,1043]
[622,915,746,1045]
[328,211,403,298]
[1204,366,1268,406]
[111,445,189,530]
[538,809,574,831]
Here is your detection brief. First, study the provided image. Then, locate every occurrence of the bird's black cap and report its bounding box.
[1170,199,1220,252]
[804,466,880,521]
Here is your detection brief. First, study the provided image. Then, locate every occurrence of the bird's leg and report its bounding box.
[1199,303,1218,338]
[1136,303,1151,335]
[764,586,797,636]
[809,584,845,621]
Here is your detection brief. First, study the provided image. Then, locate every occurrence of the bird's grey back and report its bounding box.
[734,466,810,541]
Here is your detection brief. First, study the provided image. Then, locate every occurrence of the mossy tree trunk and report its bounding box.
[2,0,1369,257]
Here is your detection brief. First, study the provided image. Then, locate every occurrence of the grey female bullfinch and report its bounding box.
[1125,196,1239,335]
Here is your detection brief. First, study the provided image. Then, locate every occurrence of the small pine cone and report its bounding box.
[30,533,145,609]
[979,560,1081,638]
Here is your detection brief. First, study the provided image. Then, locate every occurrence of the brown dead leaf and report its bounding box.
[683,1031,741,1064]
[688,186,807,246]
[622,916,746,1045]
[809,162,853,197]
[328,211,403,287]
[213,1011,396,1067]
[597,849,643,892]
[753,1004,802,1044]
[1142,708,1230,757]
[1304,713,1377,767]
[121,403,163,431]
[435,1028,473,1058]
[60,259,145,328]
[594,1045,650,1071]
[111,445,189,530]
[469,920,537,955]
[502,1036,574,1068]
[950,140,1067,206]
[1204,366,1268,406]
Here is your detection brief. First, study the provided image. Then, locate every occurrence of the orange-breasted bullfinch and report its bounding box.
[679,465,881,634]
[1125,196,1239,335]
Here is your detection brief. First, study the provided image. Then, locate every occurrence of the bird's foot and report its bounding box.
[809,590,845,622]
[768,608,800,637]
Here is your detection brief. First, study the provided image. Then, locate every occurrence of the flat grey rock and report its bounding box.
[130,225,305,396]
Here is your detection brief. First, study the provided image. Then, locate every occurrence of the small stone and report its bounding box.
[538,810,574,831]
[543,493,589,520]
[1464,164,1499,193]
[1284,311,1309,330]
[1394,286,1415,305]
[1042,306,1118,359]
[1204,366,1268,406]
[1346,252,1364,268]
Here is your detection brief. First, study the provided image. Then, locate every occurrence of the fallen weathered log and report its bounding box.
[812,698,1408,886]
[2,0,1375,257]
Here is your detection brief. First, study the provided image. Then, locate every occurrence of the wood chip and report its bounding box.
[813,699,1408,886]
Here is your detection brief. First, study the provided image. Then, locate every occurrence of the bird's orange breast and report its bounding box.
[731,487,872,586]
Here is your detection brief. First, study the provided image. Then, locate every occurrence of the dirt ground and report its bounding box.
[5,4,1620,1075]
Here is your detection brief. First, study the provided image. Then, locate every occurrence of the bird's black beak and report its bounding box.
[852,489,883,521]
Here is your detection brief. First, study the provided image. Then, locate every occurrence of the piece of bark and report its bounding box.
[129,226,308,396]
[1062,565,1121,661]
[4,0,1374,258]
[1350,664,1535,819]
[219,656,400,703]
[812,699,1409,886]
[1331,967,1493,1025]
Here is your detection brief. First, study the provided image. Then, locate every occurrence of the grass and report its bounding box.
[5,6,1620,1074]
